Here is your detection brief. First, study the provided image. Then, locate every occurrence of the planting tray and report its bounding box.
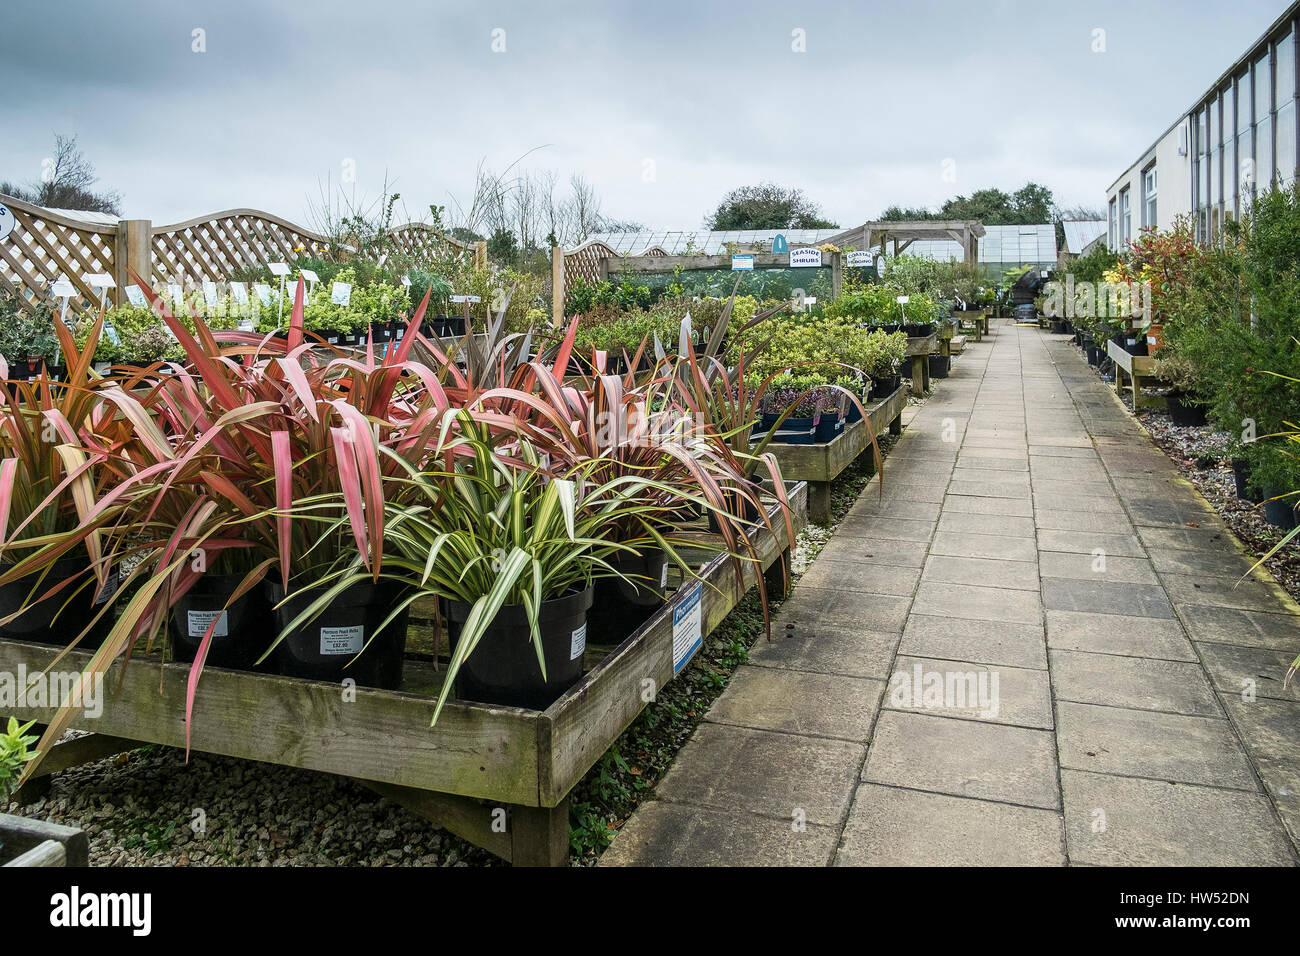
[758,385,907,524]
[0,483,806,867]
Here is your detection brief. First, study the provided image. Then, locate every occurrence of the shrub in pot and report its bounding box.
[1153,355,1207,426]
[0,316,137,646]
[375,419,686,720]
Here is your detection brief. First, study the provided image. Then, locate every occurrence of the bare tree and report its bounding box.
[1,134,122,215]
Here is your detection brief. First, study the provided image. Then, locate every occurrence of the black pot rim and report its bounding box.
[447,584,594,625]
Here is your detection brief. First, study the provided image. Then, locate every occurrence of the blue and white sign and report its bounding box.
[731,254,754,271]
[771,233,789,254]
[672,581,704,675]
[846,251,872,269]
[789,247,822,268]
[0,203,14,243]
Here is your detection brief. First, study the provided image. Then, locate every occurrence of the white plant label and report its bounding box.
[0,202,14,242]
[238,318,255,332]
[254,283,272,306]
[320,625,364,656]
[125,284,146,307]
[267,262,290,277]
[104,322,122,346]
[299,269,320,285]
[672,581,703,675]
[570,622,587,661]
[168,283,185,310]
[789,247,822,268]
[50,278,76,298]
[230,281,249,305]
[660,562,669,589]
[330,281,352,306]
[202,281,219,306]
[187,609,229,639]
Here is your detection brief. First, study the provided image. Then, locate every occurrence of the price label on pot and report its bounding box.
[789,247,822,268]
[570,622,587,661]
[672,582,703,675]
[320,625,364,656]
[188,609,229,638]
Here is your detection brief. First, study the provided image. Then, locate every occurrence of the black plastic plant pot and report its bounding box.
[769,415,817,444]
[928,354,950,378]
[1263,491,1298,530]
[169,574,272,669]
[813,415,841,442]
[0,557,119,645]
[267,579,409,689]
[444,316,467,336]
[448,586,593,710]
[1232,460,1263,503]
[370,322,394,343]
[1124,336,1149,356]
[588,549,669,645]
[1165,394,1208,427]
[1086,346,1103,366]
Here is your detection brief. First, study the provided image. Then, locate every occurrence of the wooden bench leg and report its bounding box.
[511,799,570,867]
[764,547,793,600]
[909,355,926,397]
[921,357,932,394]
[808,481,832,526]
[890,412,903,437]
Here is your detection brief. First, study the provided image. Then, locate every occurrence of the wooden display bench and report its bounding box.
[939,335,966,360]
[759,386,906,524]
[954,310,989,342]
[1,485,806,867]
[906,333,939,397]
[1106,339,1162,409]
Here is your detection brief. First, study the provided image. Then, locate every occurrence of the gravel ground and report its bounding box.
[1135,407,1300,600]
[4,402,914,868]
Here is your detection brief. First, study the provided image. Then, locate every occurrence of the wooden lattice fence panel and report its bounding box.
[150,210,332,289]
[0,194,116,317]
[561,239,619,303]
[386,223,474,266]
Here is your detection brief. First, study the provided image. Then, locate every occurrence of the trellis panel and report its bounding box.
[150,210,332,289]
[0,194,116,317]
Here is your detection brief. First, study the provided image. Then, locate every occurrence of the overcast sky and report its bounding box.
[0,0,1288,231]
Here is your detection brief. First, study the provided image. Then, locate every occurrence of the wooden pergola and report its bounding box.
[824,220,985,264]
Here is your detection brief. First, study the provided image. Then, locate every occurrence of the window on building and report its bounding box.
[1278,31,1296,185]
[1225,85,1238,216]
[1108,197,1117,249]
[1142,165,1157,228]
[1256,52,1274,187]
[1120,187,1131,245]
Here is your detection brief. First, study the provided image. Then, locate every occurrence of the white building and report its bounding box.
[1106,1,1299,246]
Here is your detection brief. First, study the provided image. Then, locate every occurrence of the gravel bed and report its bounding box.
[1135,407,1300,600]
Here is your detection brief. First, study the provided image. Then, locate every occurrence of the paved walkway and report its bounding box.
[602,319,1300,866]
